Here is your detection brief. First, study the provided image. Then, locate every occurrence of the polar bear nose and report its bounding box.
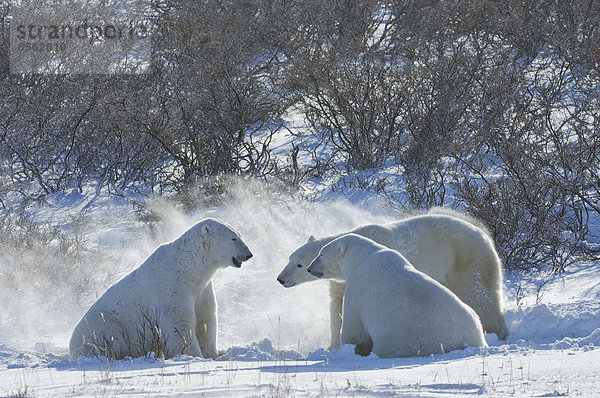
[277,277,285,285]
[244,253,253,261]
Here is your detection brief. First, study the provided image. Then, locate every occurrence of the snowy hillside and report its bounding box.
[1,183,599,397]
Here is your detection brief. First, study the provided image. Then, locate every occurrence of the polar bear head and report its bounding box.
[307,233,371,281]
[184,218,253,269]
[276,235,334,287]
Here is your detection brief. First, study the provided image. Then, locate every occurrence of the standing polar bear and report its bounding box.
[277,210,508,348]
[69,218,253,360]
[307,234,487,358]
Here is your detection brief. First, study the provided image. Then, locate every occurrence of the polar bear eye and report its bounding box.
[232,238,237,241]
[297,264,303,268]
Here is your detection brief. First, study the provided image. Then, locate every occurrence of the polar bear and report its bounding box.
[307,234,487,358]
[69,218,253,360]
[277,210,507,349]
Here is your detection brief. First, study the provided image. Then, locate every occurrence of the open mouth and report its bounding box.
[232,257,242,268]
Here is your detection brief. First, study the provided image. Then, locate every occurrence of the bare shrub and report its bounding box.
[79,306,174,360]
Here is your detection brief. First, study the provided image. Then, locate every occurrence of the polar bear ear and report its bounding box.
[308,235,316,242]
[336,240,347,255]
[201,224,210,236]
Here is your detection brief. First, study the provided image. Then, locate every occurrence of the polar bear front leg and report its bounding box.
[187,332,203,358]
[328,281,345,350]
[195,280,219,359]
[340,296,372,356]
[169,317,202,357]
[341,315,372,356]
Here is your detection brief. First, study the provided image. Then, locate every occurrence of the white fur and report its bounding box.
[307,234,487,358]
[277,210,508,349]
[69,218,253,360]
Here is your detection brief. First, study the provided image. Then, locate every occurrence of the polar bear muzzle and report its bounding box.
[232,253,253,267]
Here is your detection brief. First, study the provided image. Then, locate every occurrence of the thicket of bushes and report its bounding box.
[0,0,598,271]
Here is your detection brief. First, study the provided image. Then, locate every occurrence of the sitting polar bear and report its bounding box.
[307,234,487,358]
[69,218,253,360]
[277,210,508,349]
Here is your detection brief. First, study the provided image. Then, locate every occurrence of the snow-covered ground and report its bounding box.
[1,182,599,397]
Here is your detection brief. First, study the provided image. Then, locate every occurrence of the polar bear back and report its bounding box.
[352,214,493,284]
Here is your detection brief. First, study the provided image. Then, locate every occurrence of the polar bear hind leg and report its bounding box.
[340,294,373,356]
[445,261,508,339]
[328,281,345,350]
